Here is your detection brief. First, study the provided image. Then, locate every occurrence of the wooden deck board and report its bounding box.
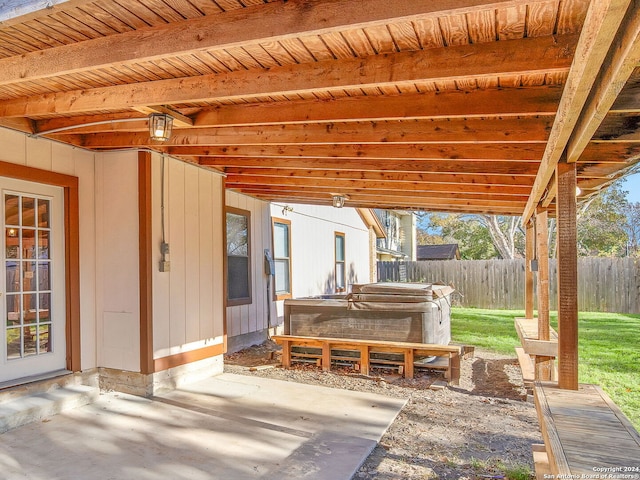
[515,318,558,356]
[534,382,640,476]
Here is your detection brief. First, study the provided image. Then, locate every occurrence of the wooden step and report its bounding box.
[515,347,535,387]
[532,444,551,480]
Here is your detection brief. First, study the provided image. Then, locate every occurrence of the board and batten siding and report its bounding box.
[0,128,98,371]
[152,155,225,360]
[225,191,274,344]
[269,203,372,317]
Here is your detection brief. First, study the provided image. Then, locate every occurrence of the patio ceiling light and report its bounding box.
[332,195,347,208]
[149,113,174,141]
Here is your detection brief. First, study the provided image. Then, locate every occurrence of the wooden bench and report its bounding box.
[533,381,640,477]
[272,334,462,385]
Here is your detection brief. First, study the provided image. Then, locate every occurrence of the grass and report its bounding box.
[451,307,640,429]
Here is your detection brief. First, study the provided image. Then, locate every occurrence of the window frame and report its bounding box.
[335,231,346,293]
[225,206,252,306]
[272,217,292,300]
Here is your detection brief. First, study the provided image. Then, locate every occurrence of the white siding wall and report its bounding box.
[225,191,273,339]
[152,155,225,359]
[95,151,140,371]
[271,203,371,299]
[0,129,98,370]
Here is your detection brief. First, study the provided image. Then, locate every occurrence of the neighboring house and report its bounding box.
[417,244,461,261]
[225,193,384,353]
[375,209,417,261]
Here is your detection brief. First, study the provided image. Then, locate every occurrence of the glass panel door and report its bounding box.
[1,178,65,383]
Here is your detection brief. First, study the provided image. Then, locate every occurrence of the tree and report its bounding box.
[577,182,629,256]
[416,213,523,259]
[623,201,640,257]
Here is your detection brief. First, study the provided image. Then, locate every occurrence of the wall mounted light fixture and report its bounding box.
[149,113,174,141]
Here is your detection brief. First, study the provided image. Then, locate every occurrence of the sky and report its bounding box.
[621,172,640,204]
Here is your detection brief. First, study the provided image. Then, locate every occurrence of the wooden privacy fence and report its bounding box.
[377,258,640,314]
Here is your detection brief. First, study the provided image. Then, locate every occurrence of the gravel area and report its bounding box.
[225,341,542,480]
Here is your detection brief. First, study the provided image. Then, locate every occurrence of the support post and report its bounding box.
[556,161,579,390]
[535,208,553,381]
[525,219,535,319]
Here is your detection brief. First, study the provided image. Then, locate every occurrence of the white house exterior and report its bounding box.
[0,127,227,394]
[0,121,385,392]
[225,192,381,352]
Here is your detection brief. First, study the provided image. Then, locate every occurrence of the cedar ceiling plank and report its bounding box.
[223,167,536,185]
[413,17,445,49]
[567,8,640,161]
[0,0,548,86]
[191,86,563,126]
[439,14,470,46]
[612,69,640,112]
[526,0,558,37]
[496,5,527,39]
[183,143,546,161]
[72,117,554,147]
[467,10,497,43]
[522,0,632,224]
[0,34,576,117]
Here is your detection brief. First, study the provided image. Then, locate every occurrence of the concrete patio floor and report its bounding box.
[0,373,407,480]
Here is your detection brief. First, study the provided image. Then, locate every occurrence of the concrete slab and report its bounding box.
[0,373,407,480]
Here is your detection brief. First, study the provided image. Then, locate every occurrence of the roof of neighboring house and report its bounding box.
[358,209,386,239]
[417,244,460,261]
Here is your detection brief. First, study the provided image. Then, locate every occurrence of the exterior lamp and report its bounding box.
[332,195,346,208]
[149,113,173,141]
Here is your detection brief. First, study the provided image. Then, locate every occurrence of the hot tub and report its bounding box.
[284,282,453,345]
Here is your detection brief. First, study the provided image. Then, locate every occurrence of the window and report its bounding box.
[272,219,291,299]
[335,232,346,292]
[226,208,251,305]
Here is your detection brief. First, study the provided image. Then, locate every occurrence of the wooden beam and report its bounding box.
[0,35,576,117]
[0,0,572,87]
[224,176,531,195]
[236,187,528,204]
[35,86,561,134]
[132,106,194,128]
[185,143,546,162]
[556,161,579,390]
[567,7,640,161]
[525,219,535,319]
[200,157,539,176]
[192,86,563,127]
[73,117,554,148]
[243,192,523,214]
[223,167,535,186]
[522,0,631,225]
[535,207,553,381]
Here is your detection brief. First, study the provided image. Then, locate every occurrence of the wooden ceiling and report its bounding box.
[0,0,639,219]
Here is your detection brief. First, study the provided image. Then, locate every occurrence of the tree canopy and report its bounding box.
[416,177,639,259]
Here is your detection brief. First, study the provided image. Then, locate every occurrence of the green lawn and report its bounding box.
[451,307,640,429]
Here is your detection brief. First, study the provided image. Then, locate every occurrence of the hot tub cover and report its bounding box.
[346,282,454,311]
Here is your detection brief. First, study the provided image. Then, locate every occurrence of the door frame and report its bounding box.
[0,161,80,372]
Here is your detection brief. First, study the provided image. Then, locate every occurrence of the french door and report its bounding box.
[0,177,66,383]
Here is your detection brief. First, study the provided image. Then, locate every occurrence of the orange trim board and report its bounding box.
[154,343,225,372]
